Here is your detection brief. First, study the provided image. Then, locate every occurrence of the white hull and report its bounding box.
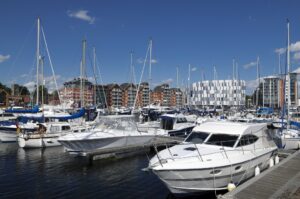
[59,135,157,154]
[18,134,61,148]
[152,151,275,195]
[0,131,17,142]
[281,137,300,150]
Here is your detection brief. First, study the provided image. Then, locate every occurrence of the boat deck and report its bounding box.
[69,136,183,161]
[221,149,300,199]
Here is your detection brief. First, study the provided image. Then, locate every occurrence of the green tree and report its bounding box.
[0,82,11,105]
[12,84,30,96]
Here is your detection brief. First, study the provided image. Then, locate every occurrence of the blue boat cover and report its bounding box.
[4,105,39,113]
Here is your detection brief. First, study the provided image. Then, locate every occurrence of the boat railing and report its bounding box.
[153,137,275,166]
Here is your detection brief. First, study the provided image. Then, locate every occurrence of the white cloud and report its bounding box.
[294,52,300,61]
[0,54,10,63]
[191,67,197,72]
[67,10,95,24]
[291,41,300,52]
[137,58,158,64]
[243,61,256,69]
[274,48,286,54]
[162,78,173,84]
[24,81,36,92]
[151,59,158,64]
[275,41,300,55]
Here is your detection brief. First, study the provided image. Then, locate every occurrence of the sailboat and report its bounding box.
[280,20,300,150]
[17,18,89,148]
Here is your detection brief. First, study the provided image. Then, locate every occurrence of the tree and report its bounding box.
[0,82,11,105]
[12,84,30,96]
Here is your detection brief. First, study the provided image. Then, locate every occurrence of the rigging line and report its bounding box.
[95,54,108,109]
[133,43,150,110]
[41,26,61,104]
[7,21,36,83]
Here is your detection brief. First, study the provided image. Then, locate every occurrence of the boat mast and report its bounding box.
[36,18,40,105]
[93,47,97,105]
[287,19,291,120]
[256,56,260,107]
[176,67,179,89]
[188,64,191,108]
[149,39,152,106]
[80,39,86,108]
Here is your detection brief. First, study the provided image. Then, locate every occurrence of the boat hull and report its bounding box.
[281,137,300,150]
[0,131,17,142]
[59,135,157,155]
[18,135,61,148]
[152,150,275,195]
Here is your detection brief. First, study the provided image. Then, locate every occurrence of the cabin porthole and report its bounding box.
[210,169,222,175]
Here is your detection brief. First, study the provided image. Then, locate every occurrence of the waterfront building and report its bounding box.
[170,88,183,108]
[59,78,94,107]
[120,83,137,108]
[105,84,122,109]
[190,79,246,108]
[151,83,171,106]
[285,72,298,106]
[135,82,150,108]
[260,76,282,108]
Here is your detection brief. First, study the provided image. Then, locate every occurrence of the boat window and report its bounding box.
[237,134,258,147]
[62,126,71,131]
[50,126,60,132]
[185,131,210,144]
[176,117,187,123]
[210,169,222,175]
[161,118,174,130]
[205,134,238,147]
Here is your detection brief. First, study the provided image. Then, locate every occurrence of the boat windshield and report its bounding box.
[95,116,137,131]
[205,134,238,147]
[185,131,210,144]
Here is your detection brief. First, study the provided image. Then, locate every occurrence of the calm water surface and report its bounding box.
[0,143,217,199]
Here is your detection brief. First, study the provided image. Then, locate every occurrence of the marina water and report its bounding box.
[0,143,218,199]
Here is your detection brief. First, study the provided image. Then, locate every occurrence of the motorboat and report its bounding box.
[280,128,300,150]
[18,122,91,148]
[158,113,196,138]
[0,120,38,142]
[148,121,278,195]
[58,115,168,156]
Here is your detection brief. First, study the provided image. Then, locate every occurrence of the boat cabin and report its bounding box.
[184,122,275,148]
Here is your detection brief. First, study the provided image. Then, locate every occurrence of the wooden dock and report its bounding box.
[221,149,300,199]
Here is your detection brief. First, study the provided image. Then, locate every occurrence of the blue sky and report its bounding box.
[0,0,300,94]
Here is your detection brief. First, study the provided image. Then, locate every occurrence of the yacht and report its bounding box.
[18,122,91,148]
[157,113,195,137]
[148,121,278,195]
[58,115,168,156]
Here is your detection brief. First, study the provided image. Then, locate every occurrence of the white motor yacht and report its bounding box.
[58,115,168,156]
[18,122,91,148]
[148,121,278,195]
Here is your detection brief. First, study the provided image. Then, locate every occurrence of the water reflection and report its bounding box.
[0,143,216,199]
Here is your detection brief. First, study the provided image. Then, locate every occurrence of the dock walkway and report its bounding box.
[221,150,300,199]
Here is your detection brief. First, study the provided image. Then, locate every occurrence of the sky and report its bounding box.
[0,0,300,94]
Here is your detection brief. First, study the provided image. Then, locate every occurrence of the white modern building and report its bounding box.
[190,79,246,107]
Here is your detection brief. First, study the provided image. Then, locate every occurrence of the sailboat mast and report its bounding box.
[149,39,152,106]
[176,67,179,88]
[256,56,260,107]
[36,18,40,105]
[93,47,97,105]
[286,19,291,122]
[188,64,191,107]
[80,39,86,108]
